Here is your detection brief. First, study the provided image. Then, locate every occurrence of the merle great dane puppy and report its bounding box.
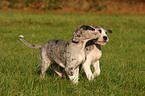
[19,25,101,83]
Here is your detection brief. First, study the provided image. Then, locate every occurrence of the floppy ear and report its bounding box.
[106,29,113,33]
[72,25,96,43]
[72,27,82,43]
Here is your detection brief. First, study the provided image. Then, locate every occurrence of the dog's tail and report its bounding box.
[19,35,42,49]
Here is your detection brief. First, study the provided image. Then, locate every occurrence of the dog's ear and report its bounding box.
[106,29,113,34]
[72,27,81,43]
[74,26,82,36]
[72,25,96,43]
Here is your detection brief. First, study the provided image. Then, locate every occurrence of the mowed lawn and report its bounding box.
[0,11,144,96]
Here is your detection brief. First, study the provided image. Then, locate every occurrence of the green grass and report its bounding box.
[0,11,144,96]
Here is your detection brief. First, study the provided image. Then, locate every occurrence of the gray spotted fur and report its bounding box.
[19,25,101,83]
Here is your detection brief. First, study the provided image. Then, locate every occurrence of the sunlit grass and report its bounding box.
[0,12,144,95]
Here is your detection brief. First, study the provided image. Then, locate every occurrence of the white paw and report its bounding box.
[69,75,78,84]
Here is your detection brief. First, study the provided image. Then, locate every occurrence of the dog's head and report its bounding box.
[93,26,112,45]
[72,25,101,43]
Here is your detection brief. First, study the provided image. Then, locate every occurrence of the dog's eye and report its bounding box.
[98,30,101,33]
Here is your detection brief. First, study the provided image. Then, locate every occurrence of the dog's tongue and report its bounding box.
[96,41,106,45]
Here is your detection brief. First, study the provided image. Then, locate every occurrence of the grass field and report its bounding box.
[0,11,144,96]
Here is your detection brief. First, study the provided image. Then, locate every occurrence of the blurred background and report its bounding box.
[0,0,145,14]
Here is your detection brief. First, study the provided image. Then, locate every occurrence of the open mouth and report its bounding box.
[96,41,107,45]
[92,39,108,45]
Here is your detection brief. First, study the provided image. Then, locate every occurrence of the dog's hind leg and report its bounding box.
[40,59,51,78]
[39,50,51,78]
[51,63,66,79]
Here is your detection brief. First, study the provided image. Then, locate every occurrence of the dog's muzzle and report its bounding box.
[93,36,109,45]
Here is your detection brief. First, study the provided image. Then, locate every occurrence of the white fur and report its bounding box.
[83,27,110,80]
[83,44,102,80]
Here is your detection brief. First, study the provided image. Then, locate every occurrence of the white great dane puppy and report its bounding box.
[83,26,112,80]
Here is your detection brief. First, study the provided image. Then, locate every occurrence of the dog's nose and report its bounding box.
[103,36,108,40]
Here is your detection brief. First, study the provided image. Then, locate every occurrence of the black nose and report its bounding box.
[103,36,108,40]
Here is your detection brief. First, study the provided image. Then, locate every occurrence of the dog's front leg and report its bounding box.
[82,60,93,80]
[65,67,79,84]
[92,60,100,79]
